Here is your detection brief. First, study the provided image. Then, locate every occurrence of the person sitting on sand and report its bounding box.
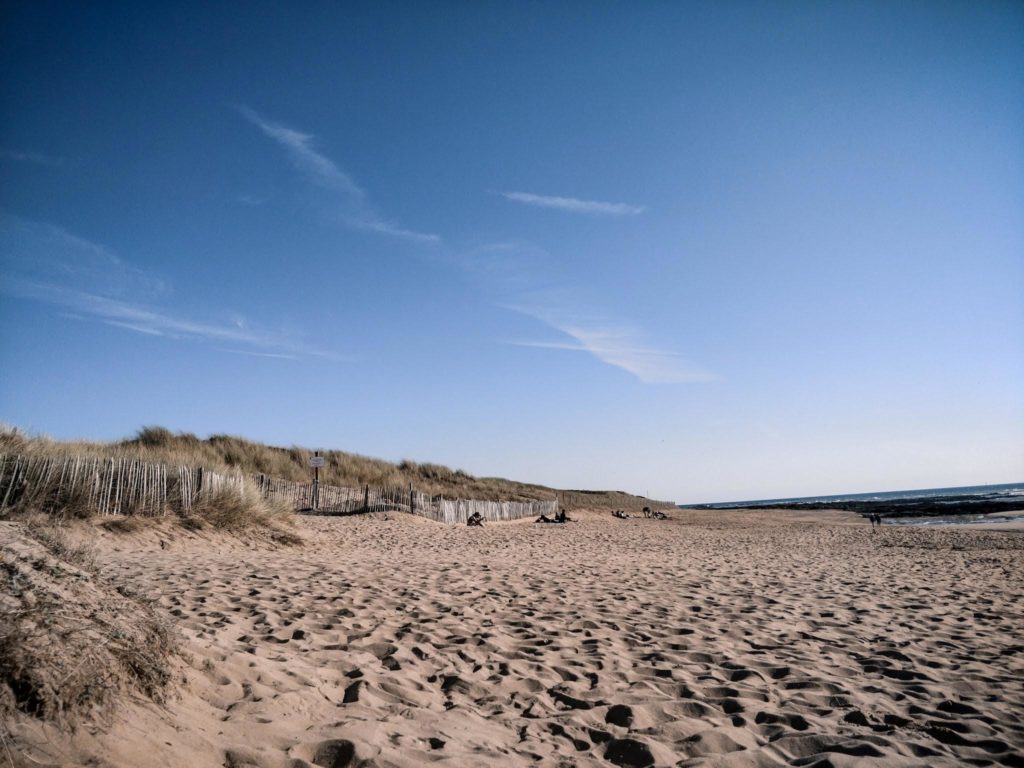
[467,511,484,527]
[535,512,553,523]
[555,508,572,523]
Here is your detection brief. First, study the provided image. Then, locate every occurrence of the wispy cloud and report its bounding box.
[452,240,558,295]
[238,105,440,243]
[446,240,711,383]
[104,319,167,336]
[238,106,364,198]
[500,191,645,216]
[224,349,300,360]
[7,279,346,360]
[0,215,345,361]
[0,149,67,168]
[448,239,712,382]
[0,214,167,298]
[356,219,441,243]
[507,302,714,384]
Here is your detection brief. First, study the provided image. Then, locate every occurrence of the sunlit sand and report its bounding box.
[6,508,1023,767]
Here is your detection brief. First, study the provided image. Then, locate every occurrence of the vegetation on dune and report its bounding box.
[184,486,303,545]
[0,518,177,723]
[0,427,304,542]
[1,425,673,510]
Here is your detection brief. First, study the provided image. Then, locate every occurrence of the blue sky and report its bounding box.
[2,1,1022,503]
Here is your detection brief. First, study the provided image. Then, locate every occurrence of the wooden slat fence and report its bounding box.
[0,453,558,524]
[252,474,364,513]
[255,475,557,522]
[0,453,245,517]
[435,498,558,525]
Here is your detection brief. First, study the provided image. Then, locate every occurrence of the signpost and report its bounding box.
[309,452,325,510]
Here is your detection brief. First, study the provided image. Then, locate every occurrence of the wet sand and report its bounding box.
[8,508,1024,767]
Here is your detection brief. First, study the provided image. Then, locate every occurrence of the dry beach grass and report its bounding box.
[0,520,176,730]
[3,508,1023,767]
[0,426,669,510]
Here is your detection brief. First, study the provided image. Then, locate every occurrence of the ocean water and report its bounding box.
[689,482,1024,510]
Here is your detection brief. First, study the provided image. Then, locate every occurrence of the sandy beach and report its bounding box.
[5,508,1024,767]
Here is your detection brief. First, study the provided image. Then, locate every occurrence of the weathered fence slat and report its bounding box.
[0,453,558,524]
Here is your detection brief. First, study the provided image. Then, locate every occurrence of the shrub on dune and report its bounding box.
[186,485,302,544]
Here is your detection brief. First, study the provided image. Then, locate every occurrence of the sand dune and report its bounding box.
[6,508,1024,767]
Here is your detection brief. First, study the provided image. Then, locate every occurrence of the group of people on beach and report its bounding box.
[535,508,572,524]
[611,506,668,520]
[467,508,574,526]
[868,512,883,530]
[469,505,666,526]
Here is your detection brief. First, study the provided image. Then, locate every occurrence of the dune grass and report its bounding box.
[184,486,303,545]
[1,425,673,510]
[0,518,177,724]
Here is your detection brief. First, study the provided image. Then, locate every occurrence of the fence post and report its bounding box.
[312,451,320,511]
[409,483,414,515]
[363,484,369,513]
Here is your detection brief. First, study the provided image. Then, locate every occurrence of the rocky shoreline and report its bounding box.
[689,495,1024,519]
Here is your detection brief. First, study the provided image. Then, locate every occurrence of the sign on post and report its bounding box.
[309,453,324,511]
